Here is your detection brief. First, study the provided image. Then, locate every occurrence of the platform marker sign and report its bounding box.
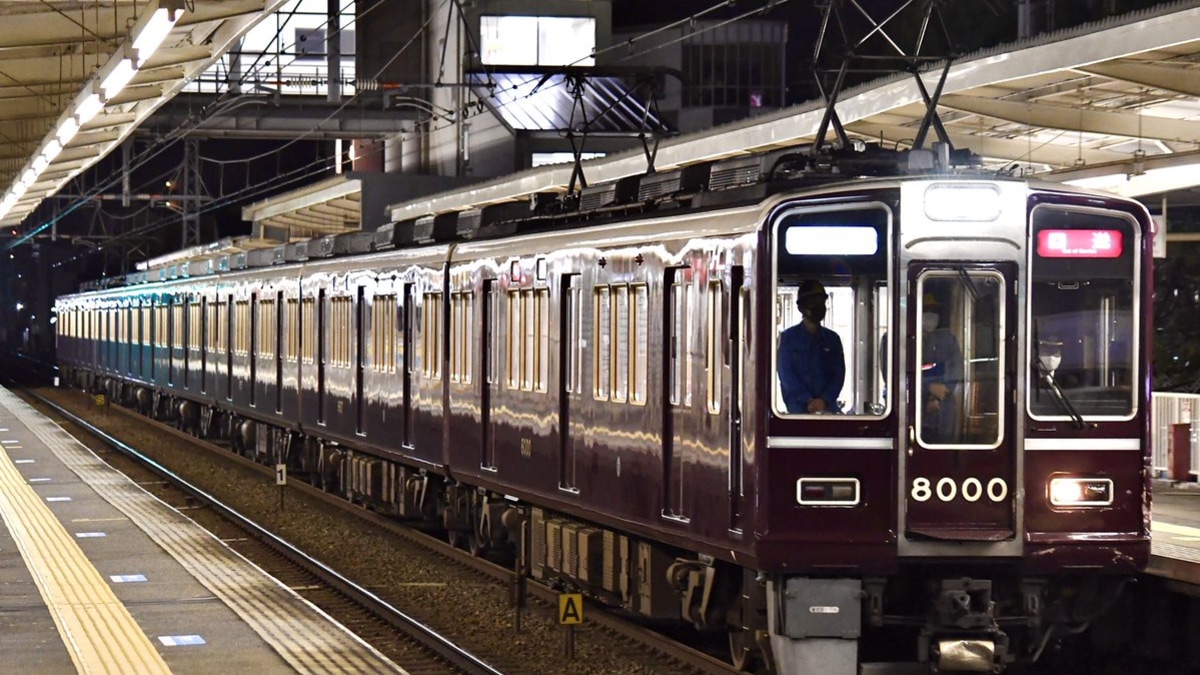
[559,593,583,625]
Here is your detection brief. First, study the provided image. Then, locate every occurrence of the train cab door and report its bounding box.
[663,266,694,521]
[902,266,1016,543]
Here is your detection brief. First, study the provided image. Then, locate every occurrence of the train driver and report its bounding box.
[920,293,963,442]
[778,279,845,414]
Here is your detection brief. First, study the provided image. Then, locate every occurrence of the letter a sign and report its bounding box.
[558,593,583,625]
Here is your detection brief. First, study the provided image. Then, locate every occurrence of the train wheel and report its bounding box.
[467,530,488,557]
[729,629,764,673]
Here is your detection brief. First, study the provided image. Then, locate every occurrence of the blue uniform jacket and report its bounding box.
[778,323,845,413]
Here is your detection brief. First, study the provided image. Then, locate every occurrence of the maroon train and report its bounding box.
[55,155,1152,673]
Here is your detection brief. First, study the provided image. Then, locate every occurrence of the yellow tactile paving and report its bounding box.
[0,442,171,675]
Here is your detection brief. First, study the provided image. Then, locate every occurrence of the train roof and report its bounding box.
[65,144,1147,298]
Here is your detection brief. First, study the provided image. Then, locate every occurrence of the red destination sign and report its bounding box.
[1036,229,1123,258]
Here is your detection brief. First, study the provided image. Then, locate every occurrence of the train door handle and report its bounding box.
[907,426,915,456]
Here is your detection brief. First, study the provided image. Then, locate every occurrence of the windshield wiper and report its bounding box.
[1034,361,1086,430]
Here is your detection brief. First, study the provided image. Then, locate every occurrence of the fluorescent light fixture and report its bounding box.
[11,181,27,199]
[101,57,137,99]
[43,140,63,162]
[57,117,80,144]
[76,92,103,124]
[20,168,35,186]
[32,155,49,174]
[132,7,182,61]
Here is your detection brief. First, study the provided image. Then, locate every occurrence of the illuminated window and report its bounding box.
[631,284,648,404]
[480,15,596,67]
[301,298,315,363]
[613,285,629,403]
[594,286,611,400]
[707,281,723,414]
[422,292,442,379]
[258,298,276,358]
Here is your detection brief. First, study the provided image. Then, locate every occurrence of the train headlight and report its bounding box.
[1049,477,1113,507]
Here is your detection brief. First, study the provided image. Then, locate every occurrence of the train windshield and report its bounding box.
[772,203,891,418]
[1028,206,1139,420]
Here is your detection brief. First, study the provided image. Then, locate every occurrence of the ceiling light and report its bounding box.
[43,140,63,162]
[132,6,183,61]
[57,117,80,145]
[75,93,103,124]
[101,57,137,100]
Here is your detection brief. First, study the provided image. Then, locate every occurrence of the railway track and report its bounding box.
[24,383,743,675]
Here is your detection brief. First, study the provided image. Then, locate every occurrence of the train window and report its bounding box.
[189,299,201,351]
[174,301,186,352]
[534,288,547,392]
[1028,206,1138,421]
[449,292,474,383]
[285,299,299,360]
[507,290,521,389]
[301,298,315,363]
[631,284,648,404]
[613,285,629,403]
[421,292,442,379]
[594,286,611,400]
[373,295,396,373]
[564,275,582,394]
[707,281,723,414]
[211,301,225,352]
[916,272,1004,449]
[234,300,250,355]
[772,203,891,418]
[669,276,693,407]
[258,298,276,358]
[523,289,535,390]
[157,304,169,349]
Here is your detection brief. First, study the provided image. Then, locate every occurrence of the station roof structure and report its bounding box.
[0,0,287,228]
[7,2,1200,248]
[380,3,1200,223]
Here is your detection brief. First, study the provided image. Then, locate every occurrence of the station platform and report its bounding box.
[1148,479,1200,586]
[0,386,405,674]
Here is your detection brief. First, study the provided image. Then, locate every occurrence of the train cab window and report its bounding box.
[916,272,1004,448]
[772,203,891,418]
[1028,206,1139,421]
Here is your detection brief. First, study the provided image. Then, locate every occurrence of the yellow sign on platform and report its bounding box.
[558,593,583,625]
[93,394,106,407]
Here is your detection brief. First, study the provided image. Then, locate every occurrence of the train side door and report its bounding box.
[728,266,746,531]
[663,266,693,521]
[903,266,1015,541]
[401,282,415,448]
[559,273,582,491]
[481,278,497,470]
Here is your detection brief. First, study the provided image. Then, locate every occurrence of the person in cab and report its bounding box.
[921,293,963,442]
[778,279,845,414]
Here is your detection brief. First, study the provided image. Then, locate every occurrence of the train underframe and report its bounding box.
[80,372,1129,674]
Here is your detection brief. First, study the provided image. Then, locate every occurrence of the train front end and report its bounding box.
[757,177,1152,673]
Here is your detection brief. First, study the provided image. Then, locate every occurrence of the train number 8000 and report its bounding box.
[910,477,1009,503]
